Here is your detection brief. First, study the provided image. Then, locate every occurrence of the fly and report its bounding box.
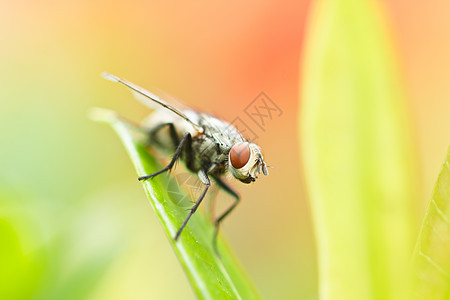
[103,72,269,253]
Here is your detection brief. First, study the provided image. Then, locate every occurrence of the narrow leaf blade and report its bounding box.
[413,148,450,299]
[299,0,418,299]
[93,109,259,300]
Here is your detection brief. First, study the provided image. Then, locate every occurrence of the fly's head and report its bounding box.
[228,142,268,184]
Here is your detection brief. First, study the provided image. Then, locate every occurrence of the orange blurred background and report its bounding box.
[0,0,449,299]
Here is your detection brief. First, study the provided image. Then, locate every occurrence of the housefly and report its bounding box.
[103,72,269,253]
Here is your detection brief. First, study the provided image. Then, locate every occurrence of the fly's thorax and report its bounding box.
[228,142,269,184]
[188,135,229,174]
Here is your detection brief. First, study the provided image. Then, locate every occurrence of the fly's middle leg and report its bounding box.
[138,133,191,181]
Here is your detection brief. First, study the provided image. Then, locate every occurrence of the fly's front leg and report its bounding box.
[174,169,211,240]
[138,133,191,181]
[212,177,240,255]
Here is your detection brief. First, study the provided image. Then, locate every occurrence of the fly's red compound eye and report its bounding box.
[229,143,250,169]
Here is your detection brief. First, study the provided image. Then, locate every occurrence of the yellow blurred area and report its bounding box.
[0,0,449,299]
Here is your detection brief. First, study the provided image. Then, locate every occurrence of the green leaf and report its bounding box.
[0,218,42,299]
[412,148,450,299]
[91,108,259,300]
[299,0,418,299]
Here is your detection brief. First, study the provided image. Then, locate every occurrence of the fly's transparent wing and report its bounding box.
[102,72,203,133]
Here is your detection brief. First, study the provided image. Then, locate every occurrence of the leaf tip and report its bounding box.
[88,107,118,123]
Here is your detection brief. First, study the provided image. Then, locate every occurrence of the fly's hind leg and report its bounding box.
[211,177,240,255]
[138,132,191,181]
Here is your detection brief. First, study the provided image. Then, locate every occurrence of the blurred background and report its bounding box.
[0,0,449,299]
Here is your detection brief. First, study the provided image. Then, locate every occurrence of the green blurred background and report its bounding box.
[0,1,449,299]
